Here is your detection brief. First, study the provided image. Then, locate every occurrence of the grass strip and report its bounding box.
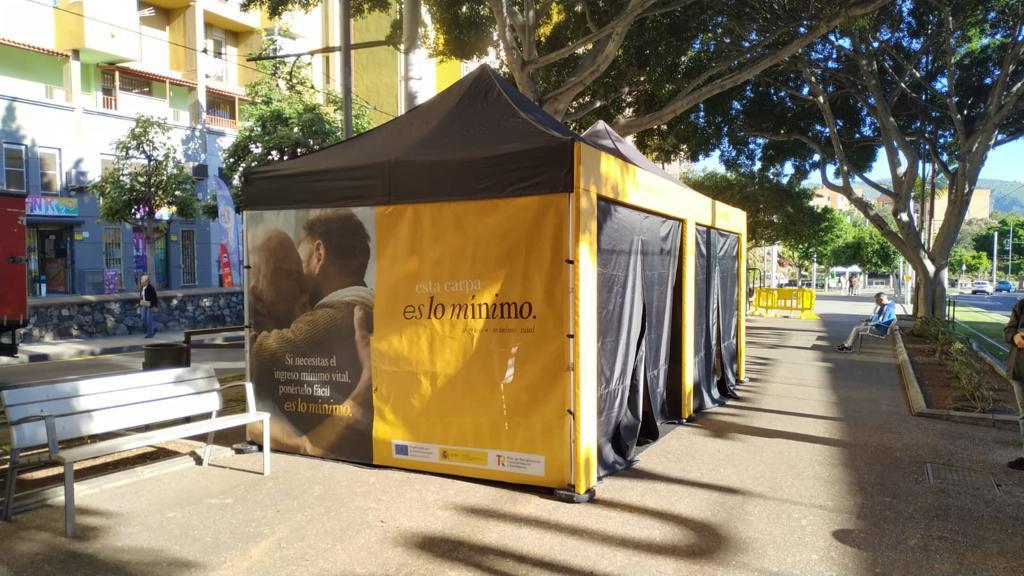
[950,304,1010,362]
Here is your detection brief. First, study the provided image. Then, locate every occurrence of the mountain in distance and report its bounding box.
[805,178,1024,214]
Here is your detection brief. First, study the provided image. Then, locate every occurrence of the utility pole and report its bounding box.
[812,253,817,293]
[402,0,422,111]
[993,230,999,284]
[1009,221,1014,277]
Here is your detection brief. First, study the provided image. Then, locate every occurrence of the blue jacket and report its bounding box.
[870,301,897,334]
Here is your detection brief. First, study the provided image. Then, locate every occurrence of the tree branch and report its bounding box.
[524,0,668,72]
[612,0,893,135]
[540,0,658,118]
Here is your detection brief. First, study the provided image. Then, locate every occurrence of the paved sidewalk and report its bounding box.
[1,295,1021,575]
[0,330,243,366]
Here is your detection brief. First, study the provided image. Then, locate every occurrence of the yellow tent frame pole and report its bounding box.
[737,232,747,381]
[572,145,598,495]
[681,220,697,419]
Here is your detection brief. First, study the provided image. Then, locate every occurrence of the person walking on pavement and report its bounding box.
[1000,298,1024,470]
[138,274,158,338]
[836,292,896,352]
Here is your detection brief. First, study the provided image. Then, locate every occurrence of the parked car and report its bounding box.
[995,280,1016,293]
[971,280,995,295]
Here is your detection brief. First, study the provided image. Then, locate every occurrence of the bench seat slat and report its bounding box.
[10,391,222,450]
[54,411,269,464]
[0,367,215,406]
[5,379,221,426]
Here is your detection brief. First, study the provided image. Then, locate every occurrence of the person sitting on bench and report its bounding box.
[837,292,896,352]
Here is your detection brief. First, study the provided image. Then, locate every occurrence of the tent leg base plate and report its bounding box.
[737,378,750,384]
[553,488,595,503]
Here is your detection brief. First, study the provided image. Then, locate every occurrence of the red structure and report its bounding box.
[0,193,27,356]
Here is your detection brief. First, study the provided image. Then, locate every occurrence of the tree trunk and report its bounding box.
[144,220,159,289]
[914,263,948,319]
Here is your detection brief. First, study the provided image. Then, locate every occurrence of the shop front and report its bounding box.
[25,196,79,296]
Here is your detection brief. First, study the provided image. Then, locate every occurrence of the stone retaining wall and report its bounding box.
[21,288,244,342]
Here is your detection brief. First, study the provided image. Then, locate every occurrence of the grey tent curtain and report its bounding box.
[596,200,682,476]
[693,226,740,412]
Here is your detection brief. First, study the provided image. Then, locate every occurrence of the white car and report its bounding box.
[971,280,994,295]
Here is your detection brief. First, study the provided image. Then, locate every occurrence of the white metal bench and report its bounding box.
[856,323,899,352]
[0,366,270,537]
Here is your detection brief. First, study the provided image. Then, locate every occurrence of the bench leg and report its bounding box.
[203,431,216,467]
[262,417,271,476]
[2,450,19,521]
[63,462,76,538]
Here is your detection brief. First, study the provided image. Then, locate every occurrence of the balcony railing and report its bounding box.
[205,115,237,130]
[101,95,118,110]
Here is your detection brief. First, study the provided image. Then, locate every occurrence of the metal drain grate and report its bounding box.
[925,463,1002,496]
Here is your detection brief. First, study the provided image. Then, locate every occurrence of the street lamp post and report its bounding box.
[993,230,999,284]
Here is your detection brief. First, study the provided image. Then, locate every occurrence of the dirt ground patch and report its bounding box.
[901,329,1019,415]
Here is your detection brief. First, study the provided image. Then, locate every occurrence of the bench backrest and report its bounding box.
[1,366,222,451]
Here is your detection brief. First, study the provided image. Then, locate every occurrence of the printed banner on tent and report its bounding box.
[247,207,377,463]
[372,195,569,486]
[245,195,569,485]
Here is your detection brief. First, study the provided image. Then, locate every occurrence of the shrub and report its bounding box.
[913,318,998,412]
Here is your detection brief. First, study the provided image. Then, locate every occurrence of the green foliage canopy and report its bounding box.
[91,115,197,228]
[683,170,828,248]
[217,38,371,215]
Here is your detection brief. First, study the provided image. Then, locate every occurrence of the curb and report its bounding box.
[0,335,244,366]
[893,326,1020,429]
[5,444,236,516]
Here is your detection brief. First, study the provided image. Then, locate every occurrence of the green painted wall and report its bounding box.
[169,85,189,112]
[81,63,97,94]
[0,46,64,87]
[354,11,399,126]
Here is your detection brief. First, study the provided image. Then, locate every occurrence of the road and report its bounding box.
[0,347,245,389]
[951,291,1022,314]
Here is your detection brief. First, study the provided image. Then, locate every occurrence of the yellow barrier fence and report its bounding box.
[751,288,819,319]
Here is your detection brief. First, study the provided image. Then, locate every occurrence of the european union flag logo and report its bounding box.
[395,444,409,456]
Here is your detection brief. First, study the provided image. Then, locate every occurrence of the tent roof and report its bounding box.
[244,65,579,210]
[581,121,676,184]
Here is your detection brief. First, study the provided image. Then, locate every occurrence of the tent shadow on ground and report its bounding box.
[725,402,847,422]
[408,534,619,576]
[0,503,201,575]
[420,498,730,562]
[615,467,751,496]
[692,415,850,449]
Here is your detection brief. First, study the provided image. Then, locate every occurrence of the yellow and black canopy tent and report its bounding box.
[243,65,746,497]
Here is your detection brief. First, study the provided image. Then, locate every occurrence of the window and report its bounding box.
[118,75,152,96]
[38,148,61,194]
[207,94,235,120]
[100,71,117,110]
[206,25,228,82]
[180,229,197,286]
[102,227,124,290]
[3,143,26,192]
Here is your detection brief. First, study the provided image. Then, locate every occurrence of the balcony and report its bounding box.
[204,114,237,130]
[204,0,261,32]
[56,0,141,64]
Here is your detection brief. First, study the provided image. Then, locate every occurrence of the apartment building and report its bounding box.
[0,0,467,297]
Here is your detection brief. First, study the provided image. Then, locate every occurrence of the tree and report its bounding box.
[211,37,372,216]
[715,0,1024,317]
[684,169,834,247]
[973,213,1024,278]
[244,0,890,136]
[949,246,990,279]
[832,224,900,273]
[92,115,197,287]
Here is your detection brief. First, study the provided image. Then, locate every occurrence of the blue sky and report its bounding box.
[694,138,1024,183]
